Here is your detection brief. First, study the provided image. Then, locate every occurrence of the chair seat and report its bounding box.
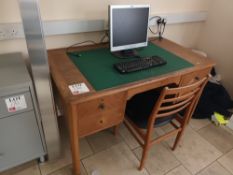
[126,89,175,129]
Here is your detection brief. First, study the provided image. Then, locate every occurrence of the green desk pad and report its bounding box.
[68,43,193,91]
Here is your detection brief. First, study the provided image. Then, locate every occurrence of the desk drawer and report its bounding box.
[180,67,211,86]
[77,92,126,137]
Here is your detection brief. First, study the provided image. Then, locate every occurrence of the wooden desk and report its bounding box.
[48,38,215,175]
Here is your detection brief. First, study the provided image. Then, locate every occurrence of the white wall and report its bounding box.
[0,0,211,57]
[0,0,210,22]
[197,0,233,97]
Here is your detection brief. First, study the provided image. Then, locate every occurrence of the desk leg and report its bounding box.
[68,104,81,175]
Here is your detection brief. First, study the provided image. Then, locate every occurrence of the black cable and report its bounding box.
[149,27,159,35]
[99,30,109,43]
[66,40,97,53]
[159,19,166,40]
[158,20,163,40]
[148,16,161,35]
[162,22,166,34]
[66,30,110,54]
[99,34,107,43]
[149,16,166,40]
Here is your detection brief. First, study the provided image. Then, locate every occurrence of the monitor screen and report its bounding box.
[110,5,150,52]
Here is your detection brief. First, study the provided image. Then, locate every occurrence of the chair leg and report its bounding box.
[113,124,120,136]
[172,129,185,151]
[187,115,192,124]
[139,144,150,170]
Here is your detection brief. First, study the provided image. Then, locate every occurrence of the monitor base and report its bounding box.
[112,49,140,59]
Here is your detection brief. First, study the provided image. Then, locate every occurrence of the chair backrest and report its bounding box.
[148,77,208,129]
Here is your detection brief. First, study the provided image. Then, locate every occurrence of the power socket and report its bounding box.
[0,27,18,40]
[0,23,24,40]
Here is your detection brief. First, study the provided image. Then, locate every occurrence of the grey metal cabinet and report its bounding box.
[0,53,46,172]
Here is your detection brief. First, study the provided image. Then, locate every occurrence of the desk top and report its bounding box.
[48,38,215,104]
[68,42,193,91]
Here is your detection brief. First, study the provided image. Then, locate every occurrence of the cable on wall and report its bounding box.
[149,16,167,40]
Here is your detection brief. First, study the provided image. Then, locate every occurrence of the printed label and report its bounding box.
[69,83,90,95]
[5,95,27,112]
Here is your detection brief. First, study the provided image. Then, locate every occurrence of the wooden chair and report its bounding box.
[124,77,208,170]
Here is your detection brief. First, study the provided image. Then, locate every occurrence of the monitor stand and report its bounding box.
[112,49,140,59]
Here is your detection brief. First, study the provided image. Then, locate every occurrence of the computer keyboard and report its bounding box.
[114,56,167,73]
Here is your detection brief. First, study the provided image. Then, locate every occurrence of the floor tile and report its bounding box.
[134,143,180,175]
[159,122,179,144]
[48,164,87,175]
[189,119,211,131]
[39,117,71,175]
[118,124,140,150]
[80,138,94,159]
[198,124,233,153]
[39,117,92,175]
[1,161,40,175]
[39,145,72,175]
[218,149,233,174]
[82,142,149,175]
[221,125,233,135]
[165,165,191,175]
[165,126,222,174]
[154,127,167,137]
[87,129,123,153]
[118,122,167,150]
[197,162,232,175]
[39,138,92,175]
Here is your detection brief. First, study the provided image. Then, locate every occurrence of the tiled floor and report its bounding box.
[1,118,233,175]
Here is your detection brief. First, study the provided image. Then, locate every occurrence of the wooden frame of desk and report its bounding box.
[48,38,215,175]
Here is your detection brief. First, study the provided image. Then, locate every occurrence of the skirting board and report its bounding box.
[0,11,207,40]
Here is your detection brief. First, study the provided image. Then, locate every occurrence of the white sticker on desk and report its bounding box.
[69,83,90,95]
[5,95,27,112]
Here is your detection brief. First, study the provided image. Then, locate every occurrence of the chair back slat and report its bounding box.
[148,77,208,129]
[159,95,194,112]
[162,88,200,103]
[157,102,191,118]
[165,77,206,95]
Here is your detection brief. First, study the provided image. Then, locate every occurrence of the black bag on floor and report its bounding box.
[193,81,233,119]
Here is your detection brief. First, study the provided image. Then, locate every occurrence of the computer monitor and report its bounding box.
[109,5,150,58]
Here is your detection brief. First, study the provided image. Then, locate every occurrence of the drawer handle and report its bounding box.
[99,119,104,124]
[195,76,200,80]
[98,103,105,110]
